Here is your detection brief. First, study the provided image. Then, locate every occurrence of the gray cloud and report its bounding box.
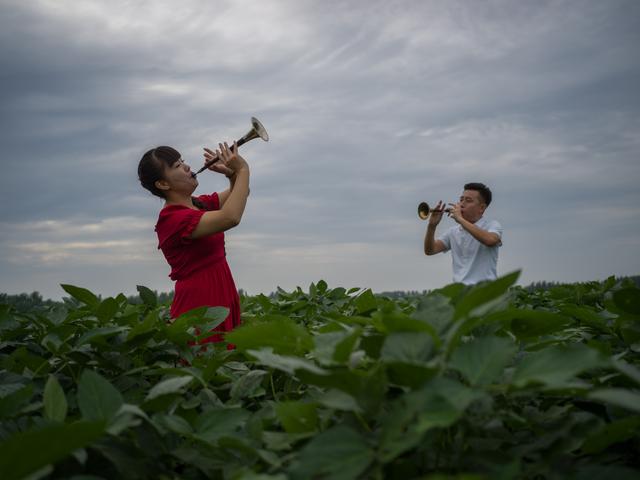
[1,0,639,298]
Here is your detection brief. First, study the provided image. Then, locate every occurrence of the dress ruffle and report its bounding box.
[179,209,205,245]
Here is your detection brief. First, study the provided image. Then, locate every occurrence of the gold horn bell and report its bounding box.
[417,202,451,220]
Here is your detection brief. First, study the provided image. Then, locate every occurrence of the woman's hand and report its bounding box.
[203,141,248,178]
[203,147,234,177]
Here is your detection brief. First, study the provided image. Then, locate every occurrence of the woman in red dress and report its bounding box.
[137,141,249,345]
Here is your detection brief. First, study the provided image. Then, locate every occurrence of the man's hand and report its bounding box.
[428,200,446,227]
[448,202,463,224]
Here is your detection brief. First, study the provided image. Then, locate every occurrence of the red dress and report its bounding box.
[155,192,241,344]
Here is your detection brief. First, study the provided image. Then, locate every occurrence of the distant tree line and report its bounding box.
[0,292,61,312]
[523,275,640,292]
[2,276,638,311]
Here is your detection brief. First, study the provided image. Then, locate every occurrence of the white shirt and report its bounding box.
[438,217,503,285]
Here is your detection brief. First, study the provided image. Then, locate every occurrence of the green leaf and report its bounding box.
[354,289,378,315]
[380,311,439,337]
[613,360,640,386]
[247,348,328,375]
[413,377,481,431]
[229,370,268,401]
[153,413,193,435]
[136,285,157,307]
[76,326,127,346]
[449,335,517,386]
[313,329,360,366]
[512,344,605,388]
[379,377,481,462]
[384,363,438,389]
[588,389,640,414]
[194,408,251,443]
[0,421,105,480]
[380,332,433,364]
[226,316,313,355]
[77,370,124,421]
[581,416,640,453]
[276,401,318,433]
[41,332,63,353]
[412,294,454,335]
[145,376,193,402]
[0,384,33,420]
[430,282,466,301]
[194,310,233,342]
[572,465,640,480]
[165,306,228,344]
[288,425,374,480]
[43,375,67,422]
[96,297,119,323]
[560,305,611,333]
[510,309,573,339]
[60,284,99,308]
[3,347,47,375]
[297,367,386,416]
[316,279,328,294]
[0,383,24,398]
[612,288,640,315]
[333,329,361,363]
[127,310,159,341]
[453,271,520,320]
[316,389,362,413]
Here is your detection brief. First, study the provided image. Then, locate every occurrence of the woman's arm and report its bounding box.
[191,168,249,238]
[217,174,234,207]
[191,142,250,239]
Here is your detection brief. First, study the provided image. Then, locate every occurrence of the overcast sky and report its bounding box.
[1,0,639,299]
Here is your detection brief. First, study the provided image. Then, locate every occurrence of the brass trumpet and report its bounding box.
[195,117,269,176]
[418,202,451,220]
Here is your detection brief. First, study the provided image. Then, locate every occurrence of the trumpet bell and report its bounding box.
[418,202,431,220]
[237,117,269,146]
[195,117,270,175]
[251,117,269,142]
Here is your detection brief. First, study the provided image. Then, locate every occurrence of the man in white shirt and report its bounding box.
[423,183,502,285]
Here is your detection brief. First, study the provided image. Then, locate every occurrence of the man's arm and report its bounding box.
[457,217,501,247]
[424,224,447,255]
[424,201,449,255]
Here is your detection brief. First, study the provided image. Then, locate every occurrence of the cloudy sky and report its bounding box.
[1,0,639,299]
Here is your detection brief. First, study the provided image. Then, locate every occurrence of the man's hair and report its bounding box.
[464,182,492,206]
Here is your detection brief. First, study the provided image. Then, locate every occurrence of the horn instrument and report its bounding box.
[195,117,269,176]
[418,202,452,220]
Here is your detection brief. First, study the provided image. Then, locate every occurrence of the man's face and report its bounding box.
[459,189,486,222]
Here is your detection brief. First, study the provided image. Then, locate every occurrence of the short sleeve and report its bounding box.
[487,220,503,245]
[438,227,453,252]
[197,192,220,211]
[156,206,206,248]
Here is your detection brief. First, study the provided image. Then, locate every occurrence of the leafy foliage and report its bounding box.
[0,273,639,479]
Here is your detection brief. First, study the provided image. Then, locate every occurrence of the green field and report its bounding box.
[1,272,639,479]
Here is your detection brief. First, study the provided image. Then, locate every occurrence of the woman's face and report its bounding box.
[159,157,198,194]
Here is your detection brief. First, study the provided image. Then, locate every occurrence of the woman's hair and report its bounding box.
[138,146,181,199]
[138,146,205,209]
